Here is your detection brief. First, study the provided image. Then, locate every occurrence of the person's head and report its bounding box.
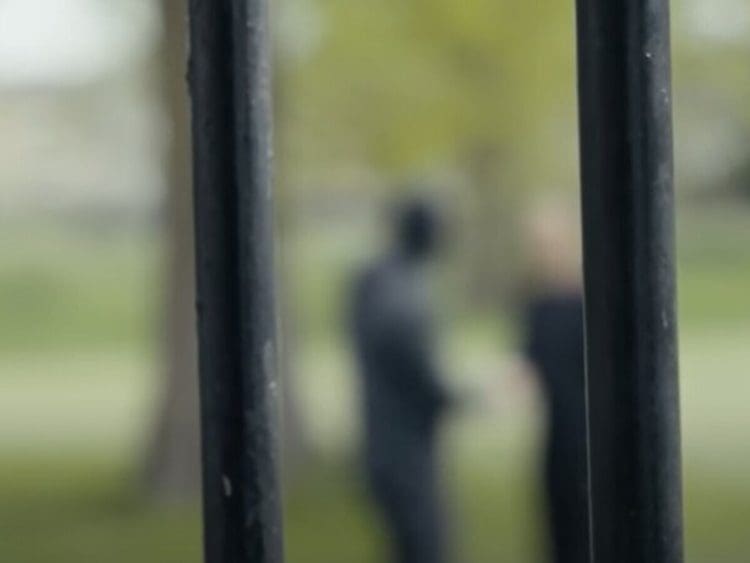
[393,197,442,260]
[524,197,582,291]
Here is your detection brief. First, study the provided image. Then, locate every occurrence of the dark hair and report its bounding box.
[395,198,440,258]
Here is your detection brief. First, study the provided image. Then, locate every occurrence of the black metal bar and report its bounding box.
[575,1,683,562]
[187,1,283,562]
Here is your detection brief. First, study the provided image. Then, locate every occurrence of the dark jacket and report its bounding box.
[352,255,451,475]
[524,292,590,563]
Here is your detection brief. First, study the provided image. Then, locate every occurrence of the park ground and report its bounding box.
[1,204,749,562]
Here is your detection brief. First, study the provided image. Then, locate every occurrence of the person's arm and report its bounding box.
[482,303,544,413]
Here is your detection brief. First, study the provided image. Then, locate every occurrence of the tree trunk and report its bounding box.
[142,0,201,502]
[143,0,312,499]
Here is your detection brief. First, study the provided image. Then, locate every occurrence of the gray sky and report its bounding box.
[0,0,157,88]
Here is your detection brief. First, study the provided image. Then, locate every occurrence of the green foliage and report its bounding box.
[280,0,577,189]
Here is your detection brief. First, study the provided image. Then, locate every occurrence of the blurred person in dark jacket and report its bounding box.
[350,197,455,563]
[513,203,590,563]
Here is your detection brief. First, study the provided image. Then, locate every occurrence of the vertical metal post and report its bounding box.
[188,1,283,562]
[575,1,683,562]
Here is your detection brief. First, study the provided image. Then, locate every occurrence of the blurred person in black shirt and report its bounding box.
[515,203,590,563]
[350,197,455,563]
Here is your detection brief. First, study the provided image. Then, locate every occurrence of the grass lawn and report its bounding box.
[0,205,749,562]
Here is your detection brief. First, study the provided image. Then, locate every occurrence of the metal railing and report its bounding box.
[576,1,683,561]
[187,1,683,562]
[188,2,283,562]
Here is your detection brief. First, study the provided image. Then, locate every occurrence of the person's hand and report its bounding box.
[473,357,539,415]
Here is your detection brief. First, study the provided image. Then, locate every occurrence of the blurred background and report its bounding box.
[1,0,749,561]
